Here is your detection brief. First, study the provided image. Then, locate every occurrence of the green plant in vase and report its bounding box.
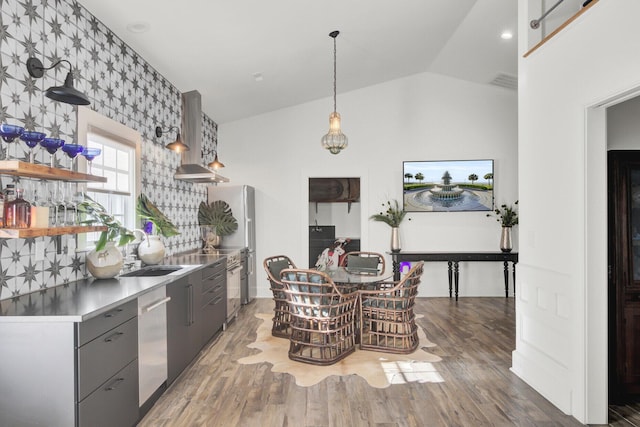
[136,193,180,238]
[198,200,238,252]
[77,195,136,278]
[487,200,518,252]
[369,199,409,252]
[135,193,180,264]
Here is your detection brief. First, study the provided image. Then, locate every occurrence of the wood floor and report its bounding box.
[139,297,615,426]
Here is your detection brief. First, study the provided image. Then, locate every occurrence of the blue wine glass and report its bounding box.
[20,131,46,163]
[80,147,101,174]
[61,143,84,171]
[0,124,25,160]
[40,138,65,168]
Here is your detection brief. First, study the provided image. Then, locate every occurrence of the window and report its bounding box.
[84,132,136,248]
[77,107,141,250]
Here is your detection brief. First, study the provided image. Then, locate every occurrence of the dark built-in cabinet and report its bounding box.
[166,259,226,385]
[609,151,640,402]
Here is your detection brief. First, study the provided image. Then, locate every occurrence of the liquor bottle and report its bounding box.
[4,188,31,228]
[2,184,14,227]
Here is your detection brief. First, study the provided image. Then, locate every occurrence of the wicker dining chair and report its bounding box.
[263,255,297,338]
[358,261,424,354]
[280,268,359,365]
[339,251,386,275]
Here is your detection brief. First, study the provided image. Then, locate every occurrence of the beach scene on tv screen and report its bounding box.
[403,160,494,212]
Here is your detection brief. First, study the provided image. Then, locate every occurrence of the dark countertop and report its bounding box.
[0,251,227,322]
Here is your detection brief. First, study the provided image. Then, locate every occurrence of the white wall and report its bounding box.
[218,71,517,298]
[516,0,640,423]
[608,96,640,150]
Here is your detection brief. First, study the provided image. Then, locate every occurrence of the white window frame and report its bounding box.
[76,107,141,250]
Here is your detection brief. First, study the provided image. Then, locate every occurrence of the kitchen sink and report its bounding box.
[120,265,183,277]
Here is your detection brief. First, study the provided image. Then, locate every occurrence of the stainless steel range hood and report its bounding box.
[174,90,229,183]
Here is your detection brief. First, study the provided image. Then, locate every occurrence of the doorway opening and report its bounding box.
[308,177,361,268]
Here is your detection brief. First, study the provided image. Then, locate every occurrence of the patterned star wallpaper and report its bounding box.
[0,0,220,300]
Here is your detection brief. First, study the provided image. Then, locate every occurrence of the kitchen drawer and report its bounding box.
[201,260,225,281]
[201,293,225,345]
[201,280,225,302]
[77,299,137,346]
[78,359,139,427]
[77,316,138,400]
[202,267,226,294]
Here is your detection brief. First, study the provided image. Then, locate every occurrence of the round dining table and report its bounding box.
[319,266,391,292]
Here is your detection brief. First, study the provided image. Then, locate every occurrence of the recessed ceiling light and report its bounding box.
[252,72,264,82]
[126,22,150,33]
[501,31,513,40]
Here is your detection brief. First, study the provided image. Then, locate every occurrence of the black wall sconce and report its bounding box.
[155,126,189,153]
[26,57,91,106]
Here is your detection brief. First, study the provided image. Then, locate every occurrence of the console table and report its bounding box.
[389,251,518,301]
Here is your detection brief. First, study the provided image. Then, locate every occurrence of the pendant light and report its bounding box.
[155,126,190,153]
[208,146,225,169]
[321,30,348,155]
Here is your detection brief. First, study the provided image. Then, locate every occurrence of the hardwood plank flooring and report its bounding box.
[139,297,613,426]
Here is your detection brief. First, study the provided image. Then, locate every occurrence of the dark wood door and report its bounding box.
[609,151,640,402]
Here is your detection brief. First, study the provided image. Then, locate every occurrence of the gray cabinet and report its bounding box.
[0,299,138,427]
[167,259,226,385]
[76,299,139,427]
[199,259,226,346]
[167,274,200,385]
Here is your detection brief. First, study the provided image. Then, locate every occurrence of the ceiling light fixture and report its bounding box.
[26,57,91,105]
[500,31,513,40]
[126,22,150,33]
[321,30,348,155]
[155,126,190,153]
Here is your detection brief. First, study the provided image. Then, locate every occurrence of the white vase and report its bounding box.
[391,227,401,253]
[500,226,512,252]
[87,242,124,279]
[138,235,166,265]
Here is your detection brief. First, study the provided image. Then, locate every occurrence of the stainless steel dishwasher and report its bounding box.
[138,286,171,407]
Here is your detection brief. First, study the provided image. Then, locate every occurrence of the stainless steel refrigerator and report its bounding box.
[208,185,256,303]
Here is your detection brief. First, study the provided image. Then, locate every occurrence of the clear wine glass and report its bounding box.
[19,131,46,163]
[0,124,25,160]
[81,147,101,174]
[40,138,65,168]
[62,182,76,225]
[61,144,84,171]
[50,181,65,226]
[71,183,85,225]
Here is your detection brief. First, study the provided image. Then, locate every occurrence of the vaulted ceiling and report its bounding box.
[79,0,520,124]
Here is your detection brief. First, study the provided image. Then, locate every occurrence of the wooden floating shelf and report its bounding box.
[0,160,107,183]
[0,225,107,239]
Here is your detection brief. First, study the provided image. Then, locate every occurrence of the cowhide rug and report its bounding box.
[237,313,443,388]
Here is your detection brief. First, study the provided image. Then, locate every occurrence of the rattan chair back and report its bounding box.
[263,255,296,338]
[358,261,424,354]
[280,268,359,365]
[339,251,386,275]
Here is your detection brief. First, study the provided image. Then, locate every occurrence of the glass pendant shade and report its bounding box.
[321,112,348,155]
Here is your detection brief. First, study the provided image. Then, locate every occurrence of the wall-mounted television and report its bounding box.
[403,159,494,212]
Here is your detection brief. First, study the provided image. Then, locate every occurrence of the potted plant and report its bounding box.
[198,200,238,252]
[78,195,136,278]
[488,200,518,252]
[135,193,180,264]
[369,199,409,252]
